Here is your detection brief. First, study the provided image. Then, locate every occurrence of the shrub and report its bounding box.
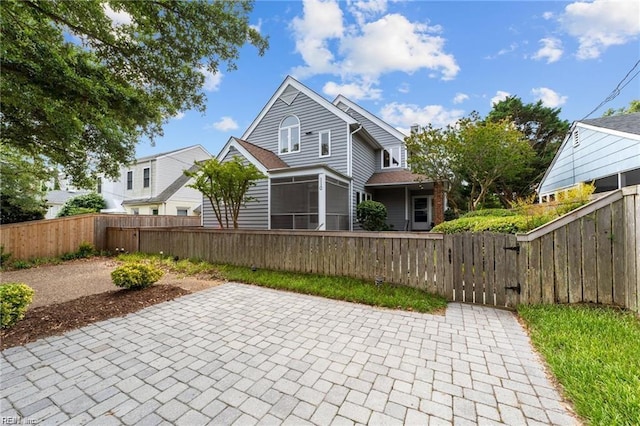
[432,214,550,234]
[0,283,35,328]
[461,209,517,218]
[0,246,11,268]
[111,263,164,290]
[357,200,390,231]
[57,193,106,217]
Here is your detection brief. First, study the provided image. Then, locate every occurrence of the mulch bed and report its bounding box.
[1,285,190,350]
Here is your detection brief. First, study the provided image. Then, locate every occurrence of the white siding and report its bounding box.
[540,126,640,194]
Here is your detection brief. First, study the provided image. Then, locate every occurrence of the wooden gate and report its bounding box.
[444,232,521,309]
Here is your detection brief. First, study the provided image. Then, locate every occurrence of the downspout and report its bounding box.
[348,125,364,231]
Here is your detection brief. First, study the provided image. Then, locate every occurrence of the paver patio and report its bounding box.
[1,283,578,425]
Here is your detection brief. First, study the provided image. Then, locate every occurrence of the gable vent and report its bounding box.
[279,86,300,105]
[572,129,580,146]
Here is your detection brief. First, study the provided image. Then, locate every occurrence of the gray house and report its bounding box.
[538,113,640,201]
[203,76,444,231]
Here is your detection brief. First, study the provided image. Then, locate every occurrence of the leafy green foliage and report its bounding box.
[356,200,390,231]
[432,214,549,234]
[0,246,12,268]
[57,193,106,217]
[603,99,640,116]
[519,305,640,425]
[461,209,517,218]
[217,265,447,313]
[1,0,268,187]
[0,283,35,328]
[60,242,96,260]
[111,262,163,290]
[186,157,266,229]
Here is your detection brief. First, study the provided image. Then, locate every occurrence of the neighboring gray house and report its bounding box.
[203,76,444,231]
[44,190,90,219]
[538,113,640,201]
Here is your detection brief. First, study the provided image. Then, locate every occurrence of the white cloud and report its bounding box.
[485,43,518,59]
[250,19,263,34]
[323,79,382,100]
[379,102,464,132]
[290,0,459,85]
[490,90,511,106]
[531,87,567,107]
[210,116,239,131]
[452,93,469,104]
[199,68,223,91]
[560,0,640,59]
[542,11,554,20]
[173,112,185,120]
[103,4,133,27]
[397,83,410,94]
[532,37,563,63]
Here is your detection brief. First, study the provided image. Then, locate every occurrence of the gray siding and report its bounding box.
[373,188,406,231]
[202,151,268,229]
[352,134,376,229]
[540,126,640,194]
[245,92,349,175]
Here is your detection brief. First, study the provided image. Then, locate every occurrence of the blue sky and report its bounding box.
[134,0,640,158]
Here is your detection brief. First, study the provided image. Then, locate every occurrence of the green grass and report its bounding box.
[216,264,447,313]
[518,304,640,426]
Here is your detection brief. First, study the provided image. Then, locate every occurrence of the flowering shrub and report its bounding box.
[0,283,34,328]
[111,263,163,290]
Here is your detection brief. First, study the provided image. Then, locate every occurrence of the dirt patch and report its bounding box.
[1,258,224,350]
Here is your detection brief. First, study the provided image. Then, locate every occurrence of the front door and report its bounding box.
[412,196,432,231]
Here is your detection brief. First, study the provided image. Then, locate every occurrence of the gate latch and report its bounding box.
[504,245,520,254]
[505,283,521,294]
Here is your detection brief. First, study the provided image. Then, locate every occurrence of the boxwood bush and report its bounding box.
[111,263,163,290]
[0,283,35,328]
[432,214,551,234]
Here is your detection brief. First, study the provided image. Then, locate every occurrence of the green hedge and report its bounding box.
[432,214,551,234]
[112,263,164,290]
[0,283,34,328]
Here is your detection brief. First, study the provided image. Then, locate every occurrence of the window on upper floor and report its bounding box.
[279,115,300,154]
[319,130,331,157]
[126,171,133,190]
[382,146,402,169]
[143,167,150,188]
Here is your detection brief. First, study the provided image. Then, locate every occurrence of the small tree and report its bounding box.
[186,157,265,229]
[356,200,389,231]
[57,193,106,217]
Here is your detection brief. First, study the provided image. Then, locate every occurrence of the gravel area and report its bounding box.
[0,257,221,308]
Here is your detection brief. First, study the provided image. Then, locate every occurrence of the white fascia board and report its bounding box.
[242,76,357,140]
[217,137,269,175]
[577,122,640,141]
[333,95,407,141]
[270,165,351,183]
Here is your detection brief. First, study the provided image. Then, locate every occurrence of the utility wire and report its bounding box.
[581,59,640,120]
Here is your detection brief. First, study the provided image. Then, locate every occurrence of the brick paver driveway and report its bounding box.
[1,283,577,425]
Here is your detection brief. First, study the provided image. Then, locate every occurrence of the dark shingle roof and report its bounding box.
[235,139,289,170]
[122,164,199,205]
[581,112,640,135]
[365,170,430,186]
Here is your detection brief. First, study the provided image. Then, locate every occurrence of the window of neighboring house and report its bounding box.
[152,209,159,215]
[382,146,402,169]
[96,178,102,194]
[177,208,188,216]
[279,115,300,154]
[319,130,331,157]
[143,168,150,188]
[132,208,139,215]
[127,171,133,190]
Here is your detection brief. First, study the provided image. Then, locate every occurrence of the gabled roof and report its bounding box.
[365,170,430,186]
[122,164,199,205]
[45,190,90,205]
[333,95,408,141]
[235,139,289,170]
[135,144,210,163]
[580,112,640,136]
[241,76,357,140]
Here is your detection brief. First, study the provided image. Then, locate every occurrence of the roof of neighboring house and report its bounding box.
[135,144,210,163]
[122,164,199,205]
[45,190,90,205]
[580,112,640,135]
[235,139,289,170]
[365,170,430,186]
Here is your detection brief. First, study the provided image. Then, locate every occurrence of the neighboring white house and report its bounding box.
[538,113,640,201]
[44,190,90,219]
[100,144,211,216]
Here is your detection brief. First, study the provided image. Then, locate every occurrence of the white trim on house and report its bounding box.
[578,122,640,141]
[318,130,331,158]
[333,95,408,141]
[217,137,269,174]
[242,76,357,140]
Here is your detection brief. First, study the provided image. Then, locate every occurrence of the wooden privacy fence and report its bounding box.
[0,214,200,260]
[109,185,639,312]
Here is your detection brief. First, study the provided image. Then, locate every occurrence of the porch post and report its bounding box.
[434,181,445,225]
[318,173,326,230]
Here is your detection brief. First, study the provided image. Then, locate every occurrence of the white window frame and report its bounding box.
[143,167,150,188]
[177,208,189,216]
[126,171,133,190]
[382,146,402,169]
[319,130,331,157]
[279,115,301,154]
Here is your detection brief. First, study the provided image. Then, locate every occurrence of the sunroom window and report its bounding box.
[279,115,300,154]
[382,146,401,169]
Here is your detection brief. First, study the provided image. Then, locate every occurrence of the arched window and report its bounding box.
[279,115,300,154]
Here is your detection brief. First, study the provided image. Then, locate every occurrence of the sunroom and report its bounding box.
[269,165,350,231]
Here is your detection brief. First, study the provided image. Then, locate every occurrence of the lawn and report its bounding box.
[519,304,640,426]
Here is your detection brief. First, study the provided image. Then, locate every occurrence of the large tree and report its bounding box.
[1,0,267,188]
[486,96,570,204]
[186,157,265,229]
